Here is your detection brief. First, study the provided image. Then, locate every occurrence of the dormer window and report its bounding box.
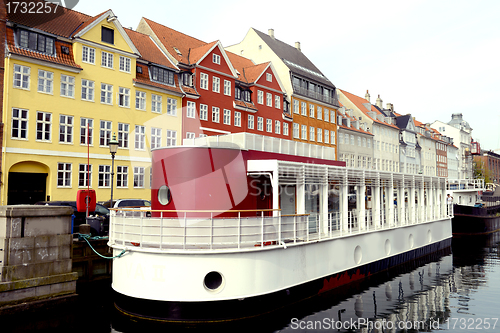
[150,66,174,85]
[213,54,221,64]
[243,90,251,102]
[235,87,241,100]
[101,27,114,44]
[18,29,54,56]
[182,72,193,86]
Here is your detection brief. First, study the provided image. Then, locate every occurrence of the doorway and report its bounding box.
[7,172,47,204]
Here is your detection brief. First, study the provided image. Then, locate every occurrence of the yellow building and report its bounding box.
[2,6,183,205]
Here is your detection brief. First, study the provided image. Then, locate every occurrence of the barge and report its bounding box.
[109,133,452,321]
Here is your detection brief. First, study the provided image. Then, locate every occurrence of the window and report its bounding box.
[98,165,111,187]
[331,131,335,144]
[13,64,30,89]
[200,73,208,90]
[317,106,322,120]
[309,126,315,141]
[317,128,322,142]
[135,91,146,110]
[351,135,355,145]
[119,56,131,73]
[283,122,289,136]
[223,109,231,125]
[331,110,336,123]
[38,70,53,93]
[362,138,366,147]
[324,108,329,122]
[134,167,145,188]
[166,130,177,146]
[118,87,130,107]
[101,26,114,44]
[301,102,307,116]
[266,93,272,107]
[59,115,73,144]
[18,29,54,55]
[293,123,299,138]
[212,107,220,123]
[224,80,231,96]
[234,111,241,127]
[60,75,75,97]
[258,91,264,104]
[116,166,128,188]
[101,51,113,69]
[243,90,251,102]
[248,115,254,129]
[82,46,95,64]
[187,101,196,118]
[266,73,272,82]
[257,117,263,131]
[100,83,113,104]
[293,100,299,114]
[118,123,129,148]
[212,77,220,93]
[324,129,329,144]
[57,163,72,187]
[275,120,281,134]
[152,94,162,113]
[151,127,162,149]
[100,120,112,146]
[80,118,93,145]
[301,125,307,140]
[235,87,241,100]
[275,95,280,109]
[135,125,145,150]
[213,54,221,64]
[36,111,51,141]
[150,66,175,85]
[78,164,92,187]
[266,119,272,132]
[309,104,315,117]
[186,132,195,139]
[81,79,94,101]
[358,137,361,146]
[199,104,208,121]
[12,108,28,139]
[339,133,343,144]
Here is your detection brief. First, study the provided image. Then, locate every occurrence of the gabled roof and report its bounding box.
[337,102,373,136]
[125,28,177,70]
[6,0,91,38]
[225,51,256,83]
[252,28,334,88]
[190,41,239,77]
[339,89,399,130]
[141,17,207,64]
[133,63,183,95]
[6,27,82,71]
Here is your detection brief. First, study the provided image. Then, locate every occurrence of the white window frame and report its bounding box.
[81,79,94,101]
[275,95,280,109]
[317,128,322,142]
[100,83,113,105]
[118,87,130,107]
[266,73,272,82]
[283,122,289,136]
[82,46,95,64]
[151,127,162,149]
[293,100,299,114]
[135,90,146,110]
[257,90,264,104]
[117,122,129,148]
[212,76,220,93]
[301,125,307,140]
[187,101,196,119]
[309,104,315,118]
[248,115,254,129]
[234,111,241,127]
[36,111,52,142]
[200,73,208,90]
[166,130,177,146]
[223,109,231,125]
[57,163,72,188]
[166,97,177,116]
[38,69,53,94]
[98,165,111,188]
[59,114,73,144]
[266,93,272,107]
[78,164,92,188]
[134,166,145,188]
[99,120,112,146]
[213,54,221,64]
[11,108,29,140]
[317,106,322,120]
[101,51,114,69]
[13,64,30,90]
[309,126,315,141]
[257,117,263,131]
[199,104,208,121]
[275,120,280,134]
[301,102,307,116]
[80,118,93,146]
[324,129,329,144]
[212,107,220,123]
[135,125,145,150]
[152,94,163,114]
[60,74,75,98]
[119,56,131,73]
[293,123,299,139]
[266,119,272,133]
[116,166,128,188]
[224,80,231,96]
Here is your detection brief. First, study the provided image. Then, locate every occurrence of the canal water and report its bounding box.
[5,231,500,333]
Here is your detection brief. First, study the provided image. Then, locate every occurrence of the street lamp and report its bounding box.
[108,133,119,209]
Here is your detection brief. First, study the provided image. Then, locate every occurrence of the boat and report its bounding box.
[449,179,500,235]
[108,132,452,322]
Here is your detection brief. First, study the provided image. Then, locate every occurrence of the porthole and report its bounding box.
[427,229,432,243]
[204,271,224,292]
[158,185,171,205]
[385,239,391,255]
[354,245,362,265]
[409,234,414,249]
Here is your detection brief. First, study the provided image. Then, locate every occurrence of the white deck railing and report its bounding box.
[447,179,484,191]
[109,206,453,252]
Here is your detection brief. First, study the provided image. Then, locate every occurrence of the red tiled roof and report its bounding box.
[225,51,257,83]
[337,101,373,135]
[181,85,200,97]
[6,27,82,70]
[6,0,92,38]
[242,63,269,84]
[234,100,258,112]
[125,28,177,70]
[189,41,218,64]
[142,18,207,64]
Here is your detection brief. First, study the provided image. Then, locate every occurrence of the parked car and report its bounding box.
[99,199,151,209]
[34,201,109,235]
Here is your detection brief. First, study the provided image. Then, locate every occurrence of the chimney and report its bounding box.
[365,90,370,103]
[376,95,383,108]
[268,29,275,39]
[295,42,301,51]
[386,103,394,112]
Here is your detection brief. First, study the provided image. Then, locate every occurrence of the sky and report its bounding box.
[72,0,500,150]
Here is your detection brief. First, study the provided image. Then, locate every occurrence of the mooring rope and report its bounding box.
[78,233,126,259]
